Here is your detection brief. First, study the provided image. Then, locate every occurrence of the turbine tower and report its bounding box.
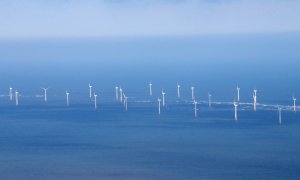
[278,106,282,125]
[191,86,195,100]
[123,93,126,107]
[237,85,240,102]
[162,89,166,107]
[119,87,123,103]
[66,90,70,106]
[9,86,13,101]
[158,98,161,115]
[89,83,92,98]
[293,96,296,112]
[234,101,238,121]
[253,89,257,111]
[15,90,19,106]
[115,86,119,101]
[193,100,198,118]
[149,81,152,96]
[177,83,180,98]
[94,93,98,109]
[42,88,48,102]
[208,93,212,108]
[123,93,128,111]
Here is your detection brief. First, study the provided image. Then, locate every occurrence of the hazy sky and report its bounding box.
[0,0,300,38]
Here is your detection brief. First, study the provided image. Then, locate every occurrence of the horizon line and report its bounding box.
[1,31,300,41]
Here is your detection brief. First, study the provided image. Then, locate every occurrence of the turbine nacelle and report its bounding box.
[233,102,238,107]
[253,89,257,95]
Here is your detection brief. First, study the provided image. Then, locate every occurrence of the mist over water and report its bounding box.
[1,33,300,102]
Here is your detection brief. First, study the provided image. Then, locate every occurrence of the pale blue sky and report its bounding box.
[0,0,300,38]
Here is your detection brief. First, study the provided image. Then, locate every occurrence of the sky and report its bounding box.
[0,0,300,38]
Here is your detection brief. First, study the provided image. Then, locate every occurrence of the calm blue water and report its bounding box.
[0,34,300,179]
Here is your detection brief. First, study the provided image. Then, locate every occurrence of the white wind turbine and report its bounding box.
[191,86,195,101]
[94,93,98,109]
[278,106,282,125]
[193,100,198,118]
[9,86,13,101]
[162,89,166,107]
[158,97,161,115]
[293,96,296,112]
[115,86,119,101]
[89,83,93,98]
[123,93,128,111]
[237,85,240,102]
[119,87,123,103]
[41,87,48,102]
[253,89,257,111]
[208,93,212,108]
[15,90,19,106]
[234,101,238,121]
[177,83,180,98]
[149,81,152,96]
[66,90,70,106]
[123,92,126,106]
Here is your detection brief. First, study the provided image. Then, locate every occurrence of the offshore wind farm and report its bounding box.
[1,83,298,120]
[1,34,300,180]
[1,0,300,179]
[0,75,300,179]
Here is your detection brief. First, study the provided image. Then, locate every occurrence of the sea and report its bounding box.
[0,33,300,179]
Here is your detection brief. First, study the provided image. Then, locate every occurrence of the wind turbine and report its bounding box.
[15,90,19,106]
[41,88,48,102]
[149,81,152,96]
[162,89,166,107]
[123,93,128,111]
[66,90,70,106]
[94,93,98,109]
[9,86,13,101]
[293,96,296,112]
[119,87,123,103]
[191,86,195,100]
[89,83,93,98]
[115,86,119,101]
[123,93,126,107]
[237,85,240,102]
[177,83,180,98]
[278,106,282,125]
[158,97,161,115]
[208,93,212,108]
[253,89,257,111]
[193,100,198,118]
[234,101,238,121]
